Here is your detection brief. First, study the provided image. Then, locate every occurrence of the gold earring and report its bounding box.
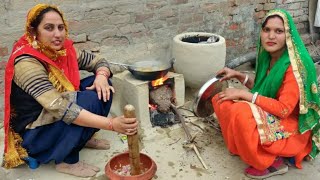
[32,36,38,49]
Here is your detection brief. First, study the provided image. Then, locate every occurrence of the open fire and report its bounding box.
[149,75,179,127]
[151,76,169,87]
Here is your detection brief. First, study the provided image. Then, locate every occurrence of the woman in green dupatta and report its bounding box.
[211,9,320,179]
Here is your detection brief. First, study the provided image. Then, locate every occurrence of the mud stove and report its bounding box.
[110,71,185,139]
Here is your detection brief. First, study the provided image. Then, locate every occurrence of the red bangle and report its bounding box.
[96,70,109,78]
[107,118,114,131]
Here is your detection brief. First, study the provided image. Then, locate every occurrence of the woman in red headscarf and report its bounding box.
[3,4,138,177]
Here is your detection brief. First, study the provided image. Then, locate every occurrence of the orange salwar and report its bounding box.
[211,66,312,170]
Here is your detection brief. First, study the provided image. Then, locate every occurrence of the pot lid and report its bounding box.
[193,76,228,118]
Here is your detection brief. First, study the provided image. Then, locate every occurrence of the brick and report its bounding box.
[292,9,304,17]
[170,0,188,5]
[88,27,118,42]
[193,13,204,22]
[179,5,196,14]
[131,32,144,39]
[83,8,113,19]
[255,4,264,11]
[201,3,217,13]
[284,0,305,3]
[131,24,146,33]
[180,14,193,24]
[101,37,130,47]
[108,14,131,25]
[256,0,265,3]
[287,3,301,10]
[0,61,7,70]
[0,46,8,57]
[68,20,82,33]
[146,1,168,10]
[299,15,308,22]
[263,3,276,10]
[296,23,305,30]
[226,39,237,47]
[135,13,154,23]
[69,19,110,34]
[229,23,239,30]
[115,3,144,13]
[255,11,266,19]
[119,25,132,34]
[146,20,164,29]
[69,33,87,43]
[167,17,179,26]
[229,0,236,7]
[159,8,176,19]
[235,0,255,6]
[301,33,311,45]
[301,1,308,8]
[229,6,240,15]
[74,41,100,51]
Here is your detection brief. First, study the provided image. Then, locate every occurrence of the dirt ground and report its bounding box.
[1,63,320,179]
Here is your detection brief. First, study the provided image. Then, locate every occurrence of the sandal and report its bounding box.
[245,158,288,179]
[85,138,111,150]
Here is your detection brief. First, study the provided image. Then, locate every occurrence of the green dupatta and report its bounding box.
[251,9,320,159]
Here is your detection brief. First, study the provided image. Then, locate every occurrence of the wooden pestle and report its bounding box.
[124,104,141,175]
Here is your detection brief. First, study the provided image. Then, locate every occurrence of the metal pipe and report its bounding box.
[226,51,256,69]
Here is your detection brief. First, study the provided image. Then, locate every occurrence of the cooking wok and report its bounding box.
[110,59,174,81]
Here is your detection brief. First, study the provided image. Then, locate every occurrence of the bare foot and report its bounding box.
[304,155,312,162]
[55,161,98,177]
[85,138,110,150]
[81,162,100,172]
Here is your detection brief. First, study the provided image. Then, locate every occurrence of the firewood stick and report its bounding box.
[124,104,141,175]
[192,144,208,169]
[170,104,192,141]
[172,103,208,169]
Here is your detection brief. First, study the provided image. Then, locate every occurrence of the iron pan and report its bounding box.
[128,68,170,81]
[128,60,171,81]
[193,76,228,118]
[110,60,172,81]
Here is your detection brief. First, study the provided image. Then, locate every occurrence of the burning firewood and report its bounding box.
[150,85,173,113]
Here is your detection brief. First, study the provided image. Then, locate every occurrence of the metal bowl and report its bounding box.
[193,76,228,117]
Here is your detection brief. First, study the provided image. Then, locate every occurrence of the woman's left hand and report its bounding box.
[86,75,115,102]
[217,88,248,103]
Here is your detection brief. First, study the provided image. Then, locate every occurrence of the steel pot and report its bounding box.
[193,76,228,117]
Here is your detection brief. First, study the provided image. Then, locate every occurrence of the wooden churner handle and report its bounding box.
[124,104,141,175]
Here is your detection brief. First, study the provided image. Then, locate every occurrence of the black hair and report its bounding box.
[30,7,63,29]
[262,14,284,28]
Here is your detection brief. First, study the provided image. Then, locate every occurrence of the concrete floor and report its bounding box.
[1,63,320,179]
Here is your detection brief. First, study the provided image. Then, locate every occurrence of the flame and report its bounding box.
[151,76,169,87]
[149,104,157,110]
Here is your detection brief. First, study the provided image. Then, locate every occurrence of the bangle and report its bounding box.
[107,118,114,131]
[252,92,259,104]
[96,70,109,78]
[242,74,249,85]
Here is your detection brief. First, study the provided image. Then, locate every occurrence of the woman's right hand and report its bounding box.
[112,116,138,135]
[216,67,241,82]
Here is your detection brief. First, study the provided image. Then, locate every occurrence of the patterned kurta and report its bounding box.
[212,66,312,170]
